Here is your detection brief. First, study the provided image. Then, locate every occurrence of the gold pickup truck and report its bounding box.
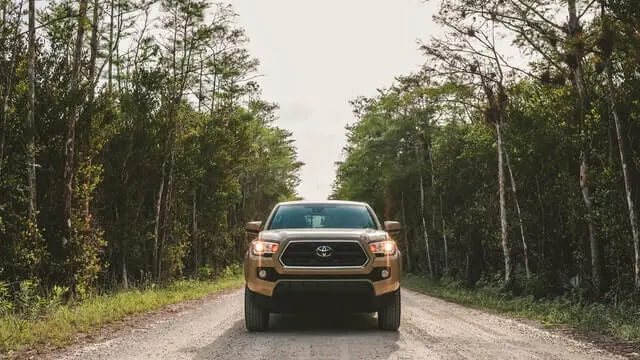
[243,200,402,332]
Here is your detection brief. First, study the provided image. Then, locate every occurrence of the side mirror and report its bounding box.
[245,221,262,233]
[384,221,401,234]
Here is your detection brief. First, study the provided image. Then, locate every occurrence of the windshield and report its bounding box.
[267,204,378,230]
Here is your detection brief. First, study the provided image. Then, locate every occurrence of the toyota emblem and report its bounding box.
[315,245,333,258]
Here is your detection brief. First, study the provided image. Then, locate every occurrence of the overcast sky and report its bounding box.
[229,0,441,200]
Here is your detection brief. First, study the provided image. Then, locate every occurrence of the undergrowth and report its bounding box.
[0,265,244,355]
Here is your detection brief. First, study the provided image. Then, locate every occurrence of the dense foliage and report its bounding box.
[0,0,302,301]
[332,0,640,301]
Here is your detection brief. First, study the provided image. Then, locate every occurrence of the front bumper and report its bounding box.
[244,246,402,312]
[248,283,399,313]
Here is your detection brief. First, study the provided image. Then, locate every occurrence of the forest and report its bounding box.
[2,0,640,333]
[332,0,640,302]
[0,0,302,302]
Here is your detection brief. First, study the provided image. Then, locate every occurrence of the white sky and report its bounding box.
[229,0,442,200]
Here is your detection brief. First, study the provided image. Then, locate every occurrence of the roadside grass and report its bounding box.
[0,274,244,355]
[403,274,640,344]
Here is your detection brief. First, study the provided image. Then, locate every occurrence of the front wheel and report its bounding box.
[244,286,269,332]
[377,289,401,331]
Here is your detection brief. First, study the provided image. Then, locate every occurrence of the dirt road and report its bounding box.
[53,288,623,360]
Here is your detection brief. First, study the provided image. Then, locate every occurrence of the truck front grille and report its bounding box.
[279,241,369,267]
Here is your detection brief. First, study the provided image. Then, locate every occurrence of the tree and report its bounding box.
[26,0,37,233]
[452,0,607,297]
[598,3,640,292]
[0,0,23,180]
[334,0,640,302]
[421,5,518,286]
[63,0,89,257]
[0,0,302,300]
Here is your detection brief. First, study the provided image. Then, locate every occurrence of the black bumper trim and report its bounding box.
[256,267,391,282]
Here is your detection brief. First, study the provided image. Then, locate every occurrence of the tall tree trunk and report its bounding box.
[80,0,99,224]
[428,143,446,270]
[121,258,128,289]
[505,150,530,279]
[115,205,129,289]
[26,0,37,230]
[440,193,448,272]
[602,29,640,292]
[580,149,601,292]
[496,121,512,286]
[0,86,8,180]
[535,175,546,267]
[416,140,433,276]
[115,7,122,94]
[198,53,204,113]
[401,191,411,272]
[153,159,167,280]
[63,0,89,248]
[428,144,437,229]
[158,149,175,282]
[193,189,200,274]
[567,0,604,297]
[108,0,114,94]
[0,0,23,181]
[210,72,217,116]
[419,172,433,277]
[88,0,99,96]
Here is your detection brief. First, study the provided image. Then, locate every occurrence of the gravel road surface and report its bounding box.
[53,288,624,360]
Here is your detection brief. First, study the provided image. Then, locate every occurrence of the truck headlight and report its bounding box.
[251,240,279,256]
[369,240,396,255]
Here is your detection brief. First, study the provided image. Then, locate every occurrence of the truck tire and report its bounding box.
[244,286,269,332]
[378,289,401,331]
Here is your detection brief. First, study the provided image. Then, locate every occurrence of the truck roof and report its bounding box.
[276,199,369,207]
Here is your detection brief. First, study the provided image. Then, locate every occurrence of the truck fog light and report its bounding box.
[258,269,267,279]
[381,269,390,279]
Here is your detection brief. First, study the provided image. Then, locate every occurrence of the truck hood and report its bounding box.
[259,228,388,243]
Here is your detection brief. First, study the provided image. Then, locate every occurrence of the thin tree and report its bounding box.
[417,141,434,277]
[0,0,23,180]
[63,0,89,251]
[26,0,37,233]
[598,4,640,292]
[505,147,530,279]
[400,191,412,272]
[421,7,520,286]
[155,0,211,281]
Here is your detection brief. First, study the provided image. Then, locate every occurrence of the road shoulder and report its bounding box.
[403,275,639,359]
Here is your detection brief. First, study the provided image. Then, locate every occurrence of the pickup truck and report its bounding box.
[243,200,402,331]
